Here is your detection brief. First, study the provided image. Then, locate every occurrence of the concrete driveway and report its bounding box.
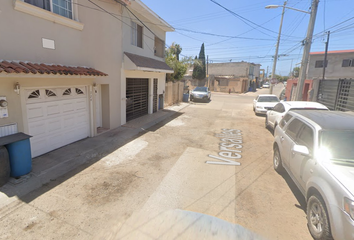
[0,84,311,240]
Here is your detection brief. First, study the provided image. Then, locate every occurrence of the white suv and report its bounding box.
[273,110,354,240]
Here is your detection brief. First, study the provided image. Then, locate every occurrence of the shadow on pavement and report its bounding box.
[0,110,184,205]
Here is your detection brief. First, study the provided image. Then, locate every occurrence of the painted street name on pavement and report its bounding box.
[206,129,243,166]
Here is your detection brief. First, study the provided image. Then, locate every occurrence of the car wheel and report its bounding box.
[273,145,284,174]
[307,195,333,240]
[265,116,269,128]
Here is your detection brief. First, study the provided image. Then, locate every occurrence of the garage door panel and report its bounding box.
[28,121,47,136]
[27,105,45,120]
[63,115,76,128]
[47,119,62,132]
[76,99,87,111]
[62,102,75,113]
[46,103,61,116]
[76,112,89,124]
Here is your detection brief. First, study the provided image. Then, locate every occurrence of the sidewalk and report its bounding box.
[0,102,189,209]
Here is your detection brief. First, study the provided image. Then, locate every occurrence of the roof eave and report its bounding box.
[128,0,174,32]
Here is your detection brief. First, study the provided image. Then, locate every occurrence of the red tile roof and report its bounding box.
[310,49,354,55]
[0,61,108,76]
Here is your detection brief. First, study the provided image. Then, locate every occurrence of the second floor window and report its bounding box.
[315,60,327,68]
[342,59,353,67]
[131,21,143,48]
[25,0,73,19]
[154,37,164,58]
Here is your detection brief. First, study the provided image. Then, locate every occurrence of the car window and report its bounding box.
[279,113,293,128]
[285,118,304,140]
[273,103,285,113]
[258,96,279,102]
[194,87,207,92]
[297,124,314,152]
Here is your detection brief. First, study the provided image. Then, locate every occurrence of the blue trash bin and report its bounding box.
[0,133,32,178]
[183,93,189,102]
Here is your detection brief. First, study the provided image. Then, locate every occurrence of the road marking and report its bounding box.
[206,129,243,166]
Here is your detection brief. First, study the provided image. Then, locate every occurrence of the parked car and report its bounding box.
[273,110,354,240]
[253,94,279,115]
[190,87,211,102]
[262,82,270,88]
[265,101,329,130]
[279,88,286,101]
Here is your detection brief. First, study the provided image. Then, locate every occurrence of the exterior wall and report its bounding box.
[285,78,313,101]
[0,0,124,133]
[208,62,250,77]
[121,5,166,62]
[308,52,354,79]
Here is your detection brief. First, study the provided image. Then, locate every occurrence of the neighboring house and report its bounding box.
[307,49,354,79]
[183,61,261,93]
[0,0,173,158]
[285,50,354,110]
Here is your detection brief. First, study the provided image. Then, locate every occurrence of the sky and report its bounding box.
[143,0,354,77]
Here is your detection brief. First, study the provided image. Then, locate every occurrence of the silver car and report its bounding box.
[273,110,354,240]
[190,87,211,102]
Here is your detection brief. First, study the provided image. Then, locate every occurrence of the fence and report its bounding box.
[164,81,184,107]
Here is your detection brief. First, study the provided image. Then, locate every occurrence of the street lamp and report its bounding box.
[265,1,310,94]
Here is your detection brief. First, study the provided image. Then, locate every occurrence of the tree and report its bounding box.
[170,43,182,61]
[165,43,193,82]
[292,67,300,78]
[192,43,206,80]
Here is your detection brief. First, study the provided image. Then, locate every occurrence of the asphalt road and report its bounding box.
[0,84,312,240]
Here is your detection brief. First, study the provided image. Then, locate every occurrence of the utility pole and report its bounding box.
[322,31,330,82]
[270,1,287,94]
[295,0,320,101]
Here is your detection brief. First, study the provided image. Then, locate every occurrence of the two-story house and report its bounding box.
[308,50,354,111]
[0,0,173,157]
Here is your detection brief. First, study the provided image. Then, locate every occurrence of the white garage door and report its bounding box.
[26,87,90,157]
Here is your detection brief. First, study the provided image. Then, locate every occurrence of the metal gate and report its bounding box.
[153,78,158,113]
[126,78,149,121]
[318,79,354,111]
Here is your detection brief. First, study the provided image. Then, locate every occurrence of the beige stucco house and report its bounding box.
[183,61,261,93]
[0,0,173,157]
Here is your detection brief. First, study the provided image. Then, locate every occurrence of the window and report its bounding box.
[24,0,73,19]
[273,103,285,113]
[285,118,303,140]
[279,113,293,128]
[75,88,84,95]
[154,37,165,58]
[28,90,40,99]
[45,89,56,97]
[63,88,71,96]
[131,21,143,48]
[297,124,314,152]
[315,60,327,68]
[342,59,352,67]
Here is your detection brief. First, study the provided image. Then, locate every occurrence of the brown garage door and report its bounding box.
[126,78,149,121]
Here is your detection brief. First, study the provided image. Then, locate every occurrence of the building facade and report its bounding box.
[0,0,173,157]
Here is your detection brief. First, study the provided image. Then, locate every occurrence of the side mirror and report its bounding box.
[292,145,310,156]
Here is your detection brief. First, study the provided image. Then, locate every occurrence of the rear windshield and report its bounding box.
[258,96,279,102]
[194,87,207,92]
[320,130,354,161]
